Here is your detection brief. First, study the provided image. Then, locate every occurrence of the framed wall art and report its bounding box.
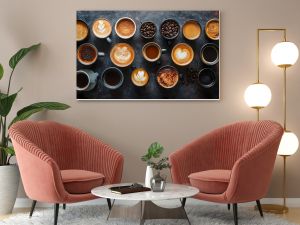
[76,11,220,100]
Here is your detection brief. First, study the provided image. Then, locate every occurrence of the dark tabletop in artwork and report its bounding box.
[76,11,219,100]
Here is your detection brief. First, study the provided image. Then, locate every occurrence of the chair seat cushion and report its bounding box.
[61,169,105,194]
[188,170,231,194]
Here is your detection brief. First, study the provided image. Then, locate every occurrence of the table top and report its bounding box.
[91,183,199,201]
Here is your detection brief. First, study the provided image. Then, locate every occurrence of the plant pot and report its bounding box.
[145,165,153,188]
[0,165,20,215]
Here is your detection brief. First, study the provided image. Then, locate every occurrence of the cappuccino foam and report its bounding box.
[93,19,112,38]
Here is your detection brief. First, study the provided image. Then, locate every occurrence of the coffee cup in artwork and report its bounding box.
[140,21,157,39]
[115,17,136,39]
[102,67,124,90]
[182,19,201,40]
[110,43,135,67]
[160,19,180,40]
[77,43,105,66]
[171,43,194,66]
[156,65,179,89]
[205,18,219,40]
[200,43,219,65]
[92,18,112,43]
[76,19,89,42]
[198,68,216,88]
[131,68,149,87]
[77,69,99,91]
[142,42,166,63]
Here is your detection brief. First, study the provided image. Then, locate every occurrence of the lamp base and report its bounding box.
[254,204,288,214]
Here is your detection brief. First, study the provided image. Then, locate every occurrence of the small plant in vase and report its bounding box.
[141,142,171,192]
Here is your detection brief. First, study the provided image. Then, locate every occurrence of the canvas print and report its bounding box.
[76,11,220,100]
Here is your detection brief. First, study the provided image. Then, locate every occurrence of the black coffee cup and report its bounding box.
[160,19,180,40]
[77,69,99,91]
[102,67,124,90]
[200,43,219,66]
[198,68,216,88]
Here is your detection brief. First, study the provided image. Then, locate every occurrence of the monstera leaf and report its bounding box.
[9,43,41,69]
[9,102,70,127]
[141,142,164,162]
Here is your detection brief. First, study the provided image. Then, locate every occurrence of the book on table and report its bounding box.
[110,183,151,194]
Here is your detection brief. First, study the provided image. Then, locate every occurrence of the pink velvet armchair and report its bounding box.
[169,120,283,225]
[9,120,124,225]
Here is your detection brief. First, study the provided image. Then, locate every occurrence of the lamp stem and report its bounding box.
[282,155,287,207]
[257,108,260,121]
[283,66,287,130]
[257,29,260,83]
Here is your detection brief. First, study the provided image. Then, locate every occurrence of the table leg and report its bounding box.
[142,200,191,224]
[106,199,115,221]
[106,200,142,221]
[106,199,191,224]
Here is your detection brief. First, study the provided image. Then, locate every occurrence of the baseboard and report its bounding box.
[14,197,300,208]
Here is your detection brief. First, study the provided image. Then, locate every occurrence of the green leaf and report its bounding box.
[148,142,164,158]
[0,64,3,80]
[2,146,15,156]
[0,92,18,116]
[9,43,41,69]
[9,102,70,127]
[17,102,70,116]
[0,92,7,99]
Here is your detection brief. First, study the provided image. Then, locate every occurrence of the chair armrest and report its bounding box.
[225,131,283,203]
[169,131,218,184]
[75,131,124,185]
[10,139,67,203]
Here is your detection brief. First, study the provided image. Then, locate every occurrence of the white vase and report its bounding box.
[0,165,20,215]
[145,165,153,188]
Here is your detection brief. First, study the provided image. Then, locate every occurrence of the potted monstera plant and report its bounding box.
[141,142,171,191]
[0,43,70,215]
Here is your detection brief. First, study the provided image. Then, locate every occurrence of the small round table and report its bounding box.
[92,183,199,225]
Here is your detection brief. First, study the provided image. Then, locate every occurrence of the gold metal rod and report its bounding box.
[284,67,287,130]
[284,29,287,41]
[283,155,287,207]
[257,29,260,83]
[256,28,287,84]
[257,108,260,121]
[257,28,286,31]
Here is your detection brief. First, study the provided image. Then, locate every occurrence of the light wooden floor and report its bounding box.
[1,207,300,224]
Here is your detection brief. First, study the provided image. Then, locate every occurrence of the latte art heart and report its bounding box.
[172,43,194,66]
[175,48,189,60]
[136,71,146,81]
[114,47,131,63]
[97,21,106,33]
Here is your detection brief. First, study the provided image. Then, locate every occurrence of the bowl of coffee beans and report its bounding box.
[140,21,157,39]
[160,19,180,40]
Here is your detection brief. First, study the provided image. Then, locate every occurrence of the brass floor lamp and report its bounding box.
[244,28,299,214]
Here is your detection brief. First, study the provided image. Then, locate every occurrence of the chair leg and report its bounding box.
[227,204,230,210]
[256,200,264,217]
[63,204,66,210]
[29,200,37,217]
[107,198,112,210]
[233,203,238,225]
[54,204,59,225]
[181,198,187,208]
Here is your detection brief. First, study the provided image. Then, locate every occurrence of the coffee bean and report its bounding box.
[141,22,156,38]
[160,19,179,39]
